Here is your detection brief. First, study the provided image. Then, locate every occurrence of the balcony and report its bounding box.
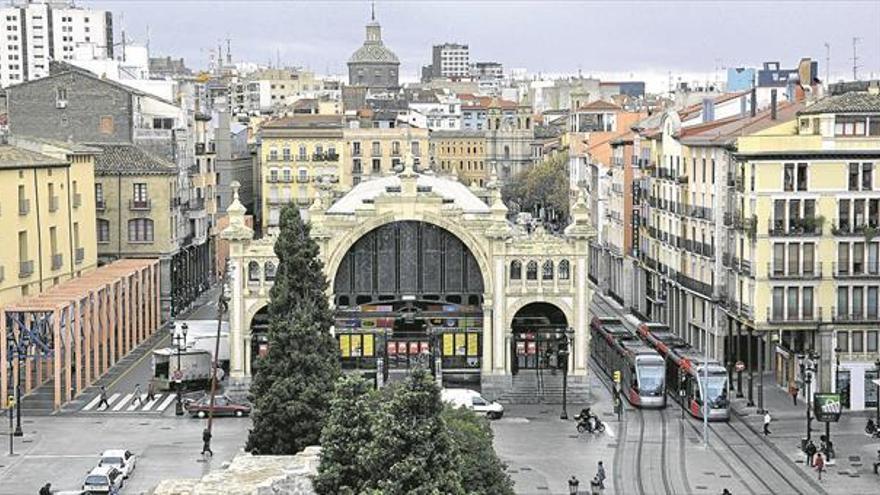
[296,155,309,162]
[96,199,106,210]
[352,167,363,175]
[832,262,880,278]
[19,199,30,215]
[352,148,362,157]
[188,198,206,211]
[676,272,713,297]
[832,222,878,237]
[19,260,33,278]
[75,247,85,264]
[767,262,823,279]
[832,307,880,323]
[130,199,151,211]
[677,175,689,185]
[73,193,82,208]
[296,197,313,207]
[313,152,339,162]
[51,253,63,270]
[768,218,823,236]
[766,307,822,324]
[296,175,310,183]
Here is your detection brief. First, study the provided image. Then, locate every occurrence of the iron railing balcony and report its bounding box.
[832,262,880,278]
[19,199,30,215]
[676,272,713,297]
[51,253,63,270]
[766,306,822,324]
[832,307,880,322]
[75,247,85,264]
[767,262,823,279]
[19,260,33,278]
[130,199,151,211]
[96,199,106,210]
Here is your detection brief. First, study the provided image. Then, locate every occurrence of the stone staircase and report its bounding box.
[491,372,592,405]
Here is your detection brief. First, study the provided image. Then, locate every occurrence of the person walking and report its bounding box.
[814,451,825,480]
[789,381,799,406]
[98,386,110,410]
[201,428,213,457]
[763,411,771,436]
[39,482,52,495]
[146,380,156,402]
[131,383,143,407]
[805,439,818,467]
[596,461,606,490]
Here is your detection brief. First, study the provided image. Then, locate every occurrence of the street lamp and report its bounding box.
[559,327,573,420]
[173,323,188,416]
[802,353,817,443]
[874,358,880,425]
[6,330,30,438]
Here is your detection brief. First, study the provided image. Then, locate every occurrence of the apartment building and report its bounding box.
[0,140,98,306]
[0,0,112,87]
[344,126,430,184]
[431,43,470,80]
[431,129,488,186]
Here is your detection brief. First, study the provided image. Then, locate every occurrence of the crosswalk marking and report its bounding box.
[112,393,133,411]
[96,393,120,411]
[156,394,176,412]
[126,394,148,411]
[82,395,102,411]
[142,394,163,411]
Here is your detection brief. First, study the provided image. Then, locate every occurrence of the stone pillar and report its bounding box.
[481,303,493,374]
[492,258,506,373]
[573,255,588,376]
[229,259,246,379]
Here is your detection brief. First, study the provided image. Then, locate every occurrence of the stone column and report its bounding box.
[573,255,588,376]
[481,303,493,375]
[229,259,246,379]
[493,258,506,373]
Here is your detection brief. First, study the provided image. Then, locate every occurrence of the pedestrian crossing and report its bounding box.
[81,391,176,413]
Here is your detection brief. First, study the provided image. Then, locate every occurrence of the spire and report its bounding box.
[371,1,375,21]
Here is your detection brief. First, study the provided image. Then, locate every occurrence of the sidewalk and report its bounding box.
[730,371,812,420]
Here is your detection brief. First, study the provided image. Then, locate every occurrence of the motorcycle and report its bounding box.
[576,415,606,434]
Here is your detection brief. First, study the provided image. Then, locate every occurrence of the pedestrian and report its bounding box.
[568,475,579,494]
[201,428,213,457]
[98,386,110,410]
[805,439,817,467]
[814,451,825,480]
[39,482,52,495]
[789,381,799,406]
[132,383,143,406]
[146,380,156,402]
[596,461,606,489]
[763,411,771,436]
[721,489,732,495]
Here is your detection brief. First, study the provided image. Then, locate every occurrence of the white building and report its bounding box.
[0,0,112,87]
[432,43,470,80]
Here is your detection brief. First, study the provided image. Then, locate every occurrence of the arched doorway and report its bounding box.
[510,302,569,375]
[332,221,485,387]
[249,305,270,362]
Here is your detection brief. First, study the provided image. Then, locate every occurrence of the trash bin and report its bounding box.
[800,437,808,452]
[590,478,602,494]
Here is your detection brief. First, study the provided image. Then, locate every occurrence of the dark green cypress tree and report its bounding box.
[245,205,340,455]
[365,368,464,495]
[314,375,377,495]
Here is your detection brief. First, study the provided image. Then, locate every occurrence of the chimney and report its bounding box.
[750,88,757,117]
[770,89,778,120]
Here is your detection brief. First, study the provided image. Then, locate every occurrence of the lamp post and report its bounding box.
[173,323,188,416]
[559,327,573,420]
[802,354,817,442]
[874,358,880,424]
[6,330,30,438]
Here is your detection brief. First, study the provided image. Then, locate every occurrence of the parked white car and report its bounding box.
[82,465,124,494]
[98,449,137,479]
[441,388,504,419]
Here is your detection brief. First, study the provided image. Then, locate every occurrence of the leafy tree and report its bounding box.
[314,375,377,495]
[245,205,340,455]
[443,406,515,495]
[502,151,570,221]
[365,368,464,494]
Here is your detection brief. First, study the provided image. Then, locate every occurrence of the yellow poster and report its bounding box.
[467,333,478,356]
[339,334,350,358]
[363,334,374,356]
[443,334,454,356]
[351,335,362,357]
[455,333,466,356]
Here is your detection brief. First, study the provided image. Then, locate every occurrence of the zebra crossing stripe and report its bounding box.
[156,394,176,412]
[97,393,120,411]
[113,393,133,411]
[82,395,102,411]
[126,394,148,411]
[142,394,163,411]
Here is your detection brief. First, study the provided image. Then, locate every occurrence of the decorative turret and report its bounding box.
[399,148,418,196]
[564,187,594,239]
[221,181,254,241]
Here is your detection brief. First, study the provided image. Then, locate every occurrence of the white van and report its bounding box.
[441,388,504,419]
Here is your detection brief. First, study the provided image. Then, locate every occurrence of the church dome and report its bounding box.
[348,42,400,64]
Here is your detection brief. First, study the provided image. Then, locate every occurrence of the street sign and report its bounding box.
[813,393,842,422]
[172,370,183,382]
[735,361,746,372]
[613,370,621,384]
[6,395,13,409]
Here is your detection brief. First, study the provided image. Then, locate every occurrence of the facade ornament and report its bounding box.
[221,181,254,241]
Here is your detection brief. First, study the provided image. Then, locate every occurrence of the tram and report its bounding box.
[590,317,666,408]
[636,324,731,421]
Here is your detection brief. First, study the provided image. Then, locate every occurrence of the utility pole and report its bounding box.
[852,37,861,81]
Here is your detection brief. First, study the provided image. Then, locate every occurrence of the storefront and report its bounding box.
[834,361,880,411]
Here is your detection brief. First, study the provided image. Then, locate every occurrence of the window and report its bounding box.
[558,259,570,280]
[772,287,784,319]
[127,219,154,242]
[352,158,362,174]
[95,183,103,206]
[868,331,878,352]
[99,116,113,134]
[837,286,849,318]
[835,116,867,136]
[372,159,381,173]
[352,142,361,156]
[411,141,420,156]
[836,331,849,352]
[852,331,864,352]
[133,183,148,202]
[526,261,538,280]
[248,261,260,282]
[264,262,276,281]
[542,260,553,280]
[298,145,307,160]
[510,260,521,280]
[269,148,278,161]
[269,168,278,182]
[55,87,67,106]
[282,147,291,160]
[97,219,110,243]
[803,288,814,318]
[839,199,851,231]
[371,142,381,156]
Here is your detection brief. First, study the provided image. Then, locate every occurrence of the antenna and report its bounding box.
[824,42,830,83]
[852,37,861,81]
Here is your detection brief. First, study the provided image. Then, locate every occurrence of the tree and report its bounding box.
[365,368,464,494]
[245,205,340,455]
[502,151,570,221]
[314,375,377,495]
[443,406,515,495]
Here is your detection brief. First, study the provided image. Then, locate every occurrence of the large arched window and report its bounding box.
[248,261,261,282]
[558,259,571,280]
[542,260,554,280]
[526,260,538,280]
[264,261,277,281]
[510,260,522,280]
[127,218,153,242]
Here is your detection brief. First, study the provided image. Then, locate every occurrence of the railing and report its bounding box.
[189,198,205,210]
[832,307,880,322]
[352,167,363,175]
[48,196,59,212]
[130,199,151,210]
[75,247,85,264]
[766,307,822,323]
[832,222,878,236]
[296,175,310,183]
[19,260,33,278]
[19,199,30,215]
[768,220,822,236]
[832,262,880,278]
[51,253,63,270]
[676,272,713,297]
[73,193,82,208]
[352,149,362,157]
[312,153,339,162]
[767,262,823,279]
[96,199,106,210]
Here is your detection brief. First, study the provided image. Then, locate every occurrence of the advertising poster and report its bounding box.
[339,335,351,358]
[813,393,842,422]
[420,341,430,354]
[409,342,420,355]
[363,335,374,356]
[443,334,454,356]
[455,334,466,356]
[467,334,479,355]
[387,342,397,356]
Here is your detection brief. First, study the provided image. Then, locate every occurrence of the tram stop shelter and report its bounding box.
[1,259,160,411]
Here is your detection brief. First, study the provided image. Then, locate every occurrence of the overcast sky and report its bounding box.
[83,0,880,91]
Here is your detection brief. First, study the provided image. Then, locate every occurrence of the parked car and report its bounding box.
[98,449,136,479]
[185,394,251,418]
[441,388,504,419]
[82,465,124,494]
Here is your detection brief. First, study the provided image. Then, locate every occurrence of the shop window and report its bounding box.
[836,370,851,408]
[866,370,879,408]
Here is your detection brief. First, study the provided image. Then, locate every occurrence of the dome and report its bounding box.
[348,43,400,64]
[327,173,490,215]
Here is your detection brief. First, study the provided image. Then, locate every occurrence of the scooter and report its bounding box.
[576,415,606,434]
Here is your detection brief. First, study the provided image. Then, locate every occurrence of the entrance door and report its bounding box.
[513,331,564,371]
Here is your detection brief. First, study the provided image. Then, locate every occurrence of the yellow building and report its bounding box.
[344,126,430,185]
[0,141,98,307]
[430,130,488,186]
